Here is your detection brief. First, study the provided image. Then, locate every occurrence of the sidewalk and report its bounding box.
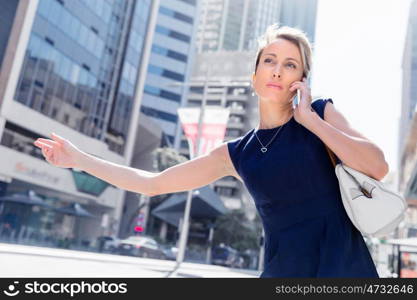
[0,243,260,278]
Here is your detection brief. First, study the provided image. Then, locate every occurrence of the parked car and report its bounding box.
[96,236,121,253]
[115,236,166,259]
[211,244,245,268]
[160,244,178,261]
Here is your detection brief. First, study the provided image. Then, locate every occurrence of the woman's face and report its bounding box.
[252,38,304,103]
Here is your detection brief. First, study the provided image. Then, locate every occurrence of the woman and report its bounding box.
[33,24,388,277]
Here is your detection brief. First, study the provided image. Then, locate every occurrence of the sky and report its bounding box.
[312,0,413,177]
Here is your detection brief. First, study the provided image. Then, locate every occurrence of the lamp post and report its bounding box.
[205,222,215,264]
[164,73,250,275]
[173,69,209,271]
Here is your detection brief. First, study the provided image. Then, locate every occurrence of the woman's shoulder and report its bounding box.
[226,129,254,158]
[227,128,255,147]
[311,98,334,119]
[224,129,255,182]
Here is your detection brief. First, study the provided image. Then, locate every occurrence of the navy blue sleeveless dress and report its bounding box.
[227,99,379,278]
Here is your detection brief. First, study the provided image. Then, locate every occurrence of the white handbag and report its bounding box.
[325,146,407,237]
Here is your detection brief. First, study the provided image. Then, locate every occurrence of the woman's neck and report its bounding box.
[257,100,294,130]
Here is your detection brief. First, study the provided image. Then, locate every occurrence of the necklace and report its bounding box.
[254,116,291,153]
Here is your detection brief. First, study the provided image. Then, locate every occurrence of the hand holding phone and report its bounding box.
[293,88,301,109]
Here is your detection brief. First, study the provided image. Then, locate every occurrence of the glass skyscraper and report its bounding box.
[196,0,282,52]
[0,0,157,248]
[140,0,199,148]
[14,0,152,155]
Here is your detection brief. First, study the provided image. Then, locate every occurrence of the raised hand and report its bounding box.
[33,133,83,169]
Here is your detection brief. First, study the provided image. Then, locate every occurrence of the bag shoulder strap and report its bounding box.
[311,98,341,168]
[325,145,338,168]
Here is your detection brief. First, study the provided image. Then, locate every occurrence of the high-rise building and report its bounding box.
[196,0,282,52]
[398,0,417,238]
[140,0,200,149]
[0,0,159,245]
[278,0,318,45]
[196,0,318,53]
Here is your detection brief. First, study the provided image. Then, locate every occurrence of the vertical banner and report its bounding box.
[178,107,230,157]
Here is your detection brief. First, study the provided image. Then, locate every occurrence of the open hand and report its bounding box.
[33,133,82,169]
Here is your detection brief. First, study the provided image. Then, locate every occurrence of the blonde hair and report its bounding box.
[254,24,313,80]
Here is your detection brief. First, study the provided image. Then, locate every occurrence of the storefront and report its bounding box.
[0,145,124,250]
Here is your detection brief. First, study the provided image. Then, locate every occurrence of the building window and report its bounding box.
[148,64,184,82]
[144,85,181,102]
[156,25,190,43]
[152,45,188,63]
[189,86,204,94]
[159,6,193,25]
[140,106,178,123]
[178,0,196,5]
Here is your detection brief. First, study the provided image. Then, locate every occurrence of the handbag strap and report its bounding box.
[324,145,338,168]
[326,145,374,198]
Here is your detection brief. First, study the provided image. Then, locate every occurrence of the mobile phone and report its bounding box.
[293,76,307,108]
[293,88,301,108]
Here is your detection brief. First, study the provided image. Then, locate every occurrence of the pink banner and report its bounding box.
[178,108,230,157]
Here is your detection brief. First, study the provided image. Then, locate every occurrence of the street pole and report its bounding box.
[165,75,249,277]
[174,69,209,271]
[205,224,214,264]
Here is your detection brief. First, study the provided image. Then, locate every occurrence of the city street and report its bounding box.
[0,243,260,278]
[0,242,400,278]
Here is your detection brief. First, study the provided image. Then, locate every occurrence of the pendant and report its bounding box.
[261,147,267,153]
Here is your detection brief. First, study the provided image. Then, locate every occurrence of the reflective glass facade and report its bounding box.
[197,0,282,52]
[108,0,152,153]
[14,0,152,155]
[0,0,19,68]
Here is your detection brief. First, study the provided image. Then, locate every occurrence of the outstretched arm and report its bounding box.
[34,133,234,196]
[77,143,233,196]
[150,143,233,196]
